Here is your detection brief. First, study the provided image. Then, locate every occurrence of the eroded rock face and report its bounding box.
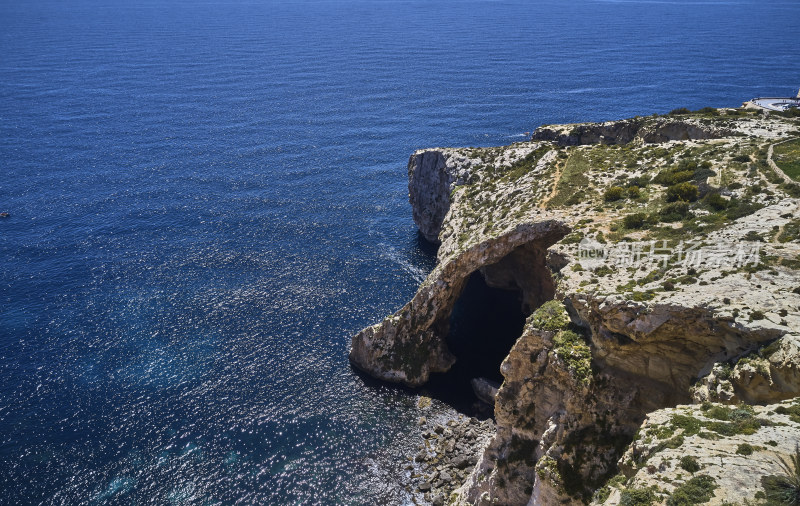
[352,109,800,504]
[692,334,800,405]
[348,220,569,386]
[454,320,634,506]
[408,149,477,243]
[450,297,788,505]
[532,117,736,146]
[568,295,785,403]
[595,400,800,506]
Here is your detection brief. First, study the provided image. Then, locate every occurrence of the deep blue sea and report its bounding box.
[1,0,798,503]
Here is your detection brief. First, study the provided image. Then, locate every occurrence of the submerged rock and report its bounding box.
[470,377,500,406]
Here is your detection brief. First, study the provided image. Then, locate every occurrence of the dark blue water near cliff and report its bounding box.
[1,0,798,503]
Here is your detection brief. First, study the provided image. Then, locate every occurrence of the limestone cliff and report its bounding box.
[350,108,800,504]
[593,399,800,505]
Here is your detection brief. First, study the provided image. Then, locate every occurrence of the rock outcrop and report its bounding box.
[349,219,569,387]
[594,399,800,505]
[408,149,476,243]
[350,108,800,504]
[532,116,738,146]
[692,334,800,405]
[471,378,500,406]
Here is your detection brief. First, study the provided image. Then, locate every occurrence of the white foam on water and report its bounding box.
[379,242,428,284]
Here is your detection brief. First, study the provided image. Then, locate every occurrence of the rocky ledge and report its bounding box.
[401,410,495,505]
[351,107,800,504]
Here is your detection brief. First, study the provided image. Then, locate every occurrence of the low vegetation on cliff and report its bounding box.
[350,107,800,505]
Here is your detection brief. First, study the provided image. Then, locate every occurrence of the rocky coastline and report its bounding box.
[353,107,800,505]
[400,404,495,505]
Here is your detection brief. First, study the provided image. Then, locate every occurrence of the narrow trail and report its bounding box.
[539,152,565,209]
[766,137,798,184]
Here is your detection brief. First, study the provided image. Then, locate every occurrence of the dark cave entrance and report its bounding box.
[423,243,556,414]
[446,271,527,385]
[423,271,527,413]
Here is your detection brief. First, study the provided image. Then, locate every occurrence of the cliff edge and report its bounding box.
[350,108,800,505]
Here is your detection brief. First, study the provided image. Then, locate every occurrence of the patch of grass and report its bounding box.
[552,330,592,384]
[774,404,800,424]
[778,219,800,243]
[548,151,592,208]
[671,415,702,436]
[725,198,764,220]
[505,145,553,180]
[530,300,570,331]
[665,404,764,438]
[773,138,800,182]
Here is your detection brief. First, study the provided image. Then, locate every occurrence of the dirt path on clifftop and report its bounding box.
[767,137,798,184]
[539,156,565,209]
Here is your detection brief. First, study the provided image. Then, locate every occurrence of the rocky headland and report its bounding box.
[351,107,800,505]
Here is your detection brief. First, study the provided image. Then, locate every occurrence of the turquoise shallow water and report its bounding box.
[1,0,798,503]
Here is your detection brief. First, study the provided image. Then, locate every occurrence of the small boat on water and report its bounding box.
[0,212,10,218]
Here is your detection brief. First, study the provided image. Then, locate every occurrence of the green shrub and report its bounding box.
[624,213,648,229]
[594,265,614,276]
[695,107,718,115]
[659,202,690,222]
[704,192,728,211]
[744,231,765,242]
[620,487,658,506]
[604,186,626,202]
[667,182,699,202]
[736,443,754,455]
[627,186,641,199]
[774,107,800,118]
[777,219,800,243]
[680,455,701,473]
[669,107,691,115]
[762,444,800,505]
[671,415,702,436]
[667,475,717,505]
[653,169,694,186]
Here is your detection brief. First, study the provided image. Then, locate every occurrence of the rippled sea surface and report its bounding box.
[1,0,798,503]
